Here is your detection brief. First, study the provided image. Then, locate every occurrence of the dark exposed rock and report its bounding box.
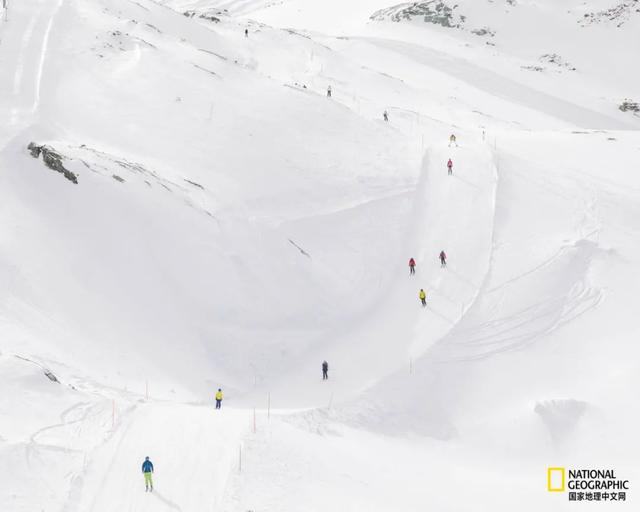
[619,99,639,112]
[192,63,219,77]
[184,10,221,22]
[44,369,59,383]
[288,239,311,258]
[198,48,228,61]
[144,23,161,33]
[521,65,545,72]
[199,13,220,23]
[540,53,576,71]
[27,143,78,184]
[112,174,125,182]
[371,1,464,28]
[184,178,204,189]
[580,0,639,26]
[522,54,576,74]
[27,142,41,158]
[471,27,495,37]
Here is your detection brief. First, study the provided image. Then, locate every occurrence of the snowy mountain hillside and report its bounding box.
[1,0,639,510]
[172,0,640,126]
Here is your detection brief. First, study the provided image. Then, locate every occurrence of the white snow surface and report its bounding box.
[1,0,639,510]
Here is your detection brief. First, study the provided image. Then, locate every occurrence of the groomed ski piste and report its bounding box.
[1,0,639,510]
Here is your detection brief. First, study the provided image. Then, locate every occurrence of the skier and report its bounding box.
[449,134,457,147]
[322,360,329,380]
[383,110,389,122]
[142,456,154,492]
[215,388,223,409]
[439,250,447,267]
[244,28,248,37]
[409,257,416,275]
[327,85,332,98]
[447,158,453,175]
[419,289,426,307]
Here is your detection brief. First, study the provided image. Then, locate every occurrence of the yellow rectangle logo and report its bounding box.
[548,467,565,492]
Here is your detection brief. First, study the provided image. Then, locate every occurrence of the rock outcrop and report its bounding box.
[371,1,466,28]
[27,143,78,184]
[580,0,640,26]
[619,99,639,113]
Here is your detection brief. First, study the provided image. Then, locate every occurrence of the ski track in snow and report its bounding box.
[11,10,38,96]
[0,0,65,143]
[32,0,65,112]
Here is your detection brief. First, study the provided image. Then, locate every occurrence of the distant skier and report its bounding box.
[449,134,457,147]
[215,388,223,409]
[327,85,332,98]
[419,289,426,307]
[447,158,453,175]
[383,110,389,122]
[439,250,447,267]
[244,28,248,38]
[322,360,329,380]
[409,257,416,275]
[142,456,154,492]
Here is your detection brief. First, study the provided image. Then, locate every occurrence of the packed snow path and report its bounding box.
[260,136,498,407]
[74,402,250,512]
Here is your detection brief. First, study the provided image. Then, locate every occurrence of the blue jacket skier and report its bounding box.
[142,456,154,492]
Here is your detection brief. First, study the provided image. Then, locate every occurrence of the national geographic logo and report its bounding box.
[548,467,630,502]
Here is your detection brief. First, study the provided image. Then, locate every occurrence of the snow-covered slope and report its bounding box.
[1,0,639,510]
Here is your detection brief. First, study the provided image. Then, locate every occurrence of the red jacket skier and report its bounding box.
[439,251,447,267]
[447,159,453,175]
[409,258,416,275]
